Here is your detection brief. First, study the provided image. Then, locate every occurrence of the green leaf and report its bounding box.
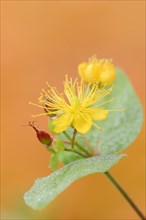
[24,154,125,210]
[55,139,65,152]
[49,154,58,171]
[47,147,56,154]
[57,151,83,164]
[66,68,143,155]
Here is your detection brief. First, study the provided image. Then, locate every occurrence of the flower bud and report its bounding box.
[78,57,116,86]
[29,122,53,146]
[36,130,53,145]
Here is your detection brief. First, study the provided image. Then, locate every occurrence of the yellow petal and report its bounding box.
[73,113,92,134]
[53,113,73,133]
[87,108,109,120]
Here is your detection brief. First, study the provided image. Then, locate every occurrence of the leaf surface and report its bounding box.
[72,68,143,155]
[24,154,125,210]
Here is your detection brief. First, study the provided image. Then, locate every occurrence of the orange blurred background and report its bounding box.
[1,1,145,219]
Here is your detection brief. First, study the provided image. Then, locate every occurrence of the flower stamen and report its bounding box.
[30,75,118,134]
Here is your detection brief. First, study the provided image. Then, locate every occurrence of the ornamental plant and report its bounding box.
[24,57,145,219]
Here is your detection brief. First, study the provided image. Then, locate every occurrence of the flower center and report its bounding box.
[71,96,81,113]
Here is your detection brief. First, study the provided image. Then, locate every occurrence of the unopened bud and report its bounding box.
[78,57,116,86]
[36,130,53,145]
[29,122,53,146]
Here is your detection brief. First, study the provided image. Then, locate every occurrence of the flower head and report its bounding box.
[30,76,113,134]
[78,57,116,86]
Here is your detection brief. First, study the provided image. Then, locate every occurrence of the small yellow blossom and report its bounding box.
[78,57,116,86]
[30,76,113,134]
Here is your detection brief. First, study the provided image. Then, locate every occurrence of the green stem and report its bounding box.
[71,129,77,150]
[64,149,85,158]
[63,131,92,157]
[105,171,146,220]
[75,141,92,157]
[62,131,145,218]
[63,131,71,139]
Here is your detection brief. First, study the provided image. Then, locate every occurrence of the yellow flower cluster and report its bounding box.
[30,57,116,134]
[78,57,115,86]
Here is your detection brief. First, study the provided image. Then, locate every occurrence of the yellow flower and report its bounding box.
[78,57,116,86]
[30,76,113,134]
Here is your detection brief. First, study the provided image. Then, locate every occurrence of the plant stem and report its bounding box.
[105,171,146,220]
[64,149,85,158]
[71,129,77,150]
[63,131,91,157]
[62,131,145,218]
[75,141,92,157]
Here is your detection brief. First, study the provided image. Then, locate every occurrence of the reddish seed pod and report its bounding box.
[28,121,53,146]
[36,130,53,145]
